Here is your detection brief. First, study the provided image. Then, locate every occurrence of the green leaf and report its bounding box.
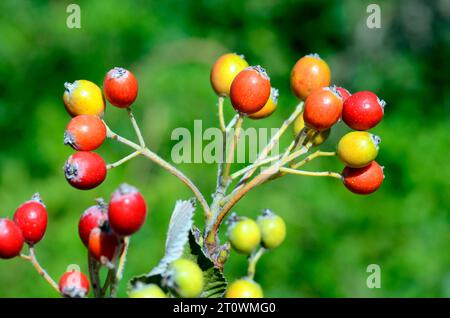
[183,228,228,298]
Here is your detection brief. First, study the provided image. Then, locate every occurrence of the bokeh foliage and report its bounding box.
[0,0,449,297]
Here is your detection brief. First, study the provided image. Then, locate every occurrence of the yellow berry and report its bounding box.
[128,283,167,298]
[210,53,249,96]
[257,210,286,249]
[337,131,380,168]
[227,217,261,254]
[226,278,263,298]
[167,258,204,298]
[248,88,278,119]
[63,80,105,117]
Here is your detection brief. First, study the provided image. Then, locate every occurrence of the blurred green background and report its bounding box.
[1,0,449,297]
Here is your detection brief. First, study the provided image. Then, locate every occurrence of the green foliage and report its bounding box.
[0,0,449,297]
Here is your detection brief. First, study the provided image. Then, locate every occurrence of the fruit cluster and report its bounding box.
[1,49,387,298]
[224,210,286,298]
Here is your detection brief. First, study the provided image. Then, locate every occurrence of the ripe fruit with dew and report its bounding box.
[165,258,204,298]
[128,283,167,298]
[248,87,279,119]
[225,278,264,298]
[64,115,106,151]
[103,67,138,108]
[290,53,331,100]
[293,113,330,146]
[230,66,271,115]
[210,53,249,96]
[227,215,261,254]
[342,91,385,131]
[337,131,380,168]
[303,86,343,131]
[63,80,105,117]
[13,193,47,245]
[257,210,286,250]
[0,219,24,259]
[64,151,107,190]
[59,270,90,298]
[88,227,121,262]
[336,86,351,102]
[78,201,108,247]
[343,161,384,194]
[108,184,147,236]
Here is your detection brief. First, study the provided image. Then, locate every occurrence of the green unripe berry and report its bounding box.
[167,258,204,298]
[225,278,264,298]
[128,283,167,298]
[227,215,261,254]
[257,210,286,249]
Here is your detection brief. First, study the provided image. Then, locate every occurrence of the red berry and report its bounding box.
[88,227,121,262]
[59,270,90,298]
[342,161,384,195]
[0,219,24,259]
[108,184,147,236]
[336,86,351,103]
[64,151,107,190]
[342,91,385,130]
[78,200,108,247]
[230,66,271,115]
[13,193,47,245]
[64,115,106,151]
[103,67,138,108]
[303,87,343,131]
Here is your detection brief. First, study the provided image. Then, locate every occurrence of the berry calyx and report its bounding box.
[230,66,271,115]
[0,218,24,259]
[88,227,121,262]
[248,87,279,119]
[293,113,331,146]
[59,270,90,298]
[13,193,48,245]
[337,131,380,168]
[64,115,106,151]
[210,53,249,96]
[165,258,204,298]
[103,67,138,108]
[78,199,108,247]
[108,184,147,236]
[336,86,351,102]
[225,278,264,298]
[257,209,286,249]
[227,213,261,254]
[128,283,167,298]
[63,80,105,117]
[343,161,384,195]
[64,151,107,190]
[290,53,331,100]
[303,86,343,131]
[342,91,385,130]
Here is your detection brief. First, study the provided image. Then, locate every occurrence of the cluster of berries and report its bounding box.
[224,210,286,298]
[211,52,385,195]
[62,67,138,190]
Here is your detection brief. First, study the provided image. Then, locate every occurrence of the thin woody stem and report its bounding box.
[107,150,141,170]
[218,96,226,133]
[230,154,282,180]
[88,253,102,298]
[247,247,265,280]
[221,115,244,187]
[279,167,342,179]
[291,151,336,169]
[104,123,211,219]
[24,247,59,293]
[235,101,304,189]
[127,108,146,148]
[116,236,130,281]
